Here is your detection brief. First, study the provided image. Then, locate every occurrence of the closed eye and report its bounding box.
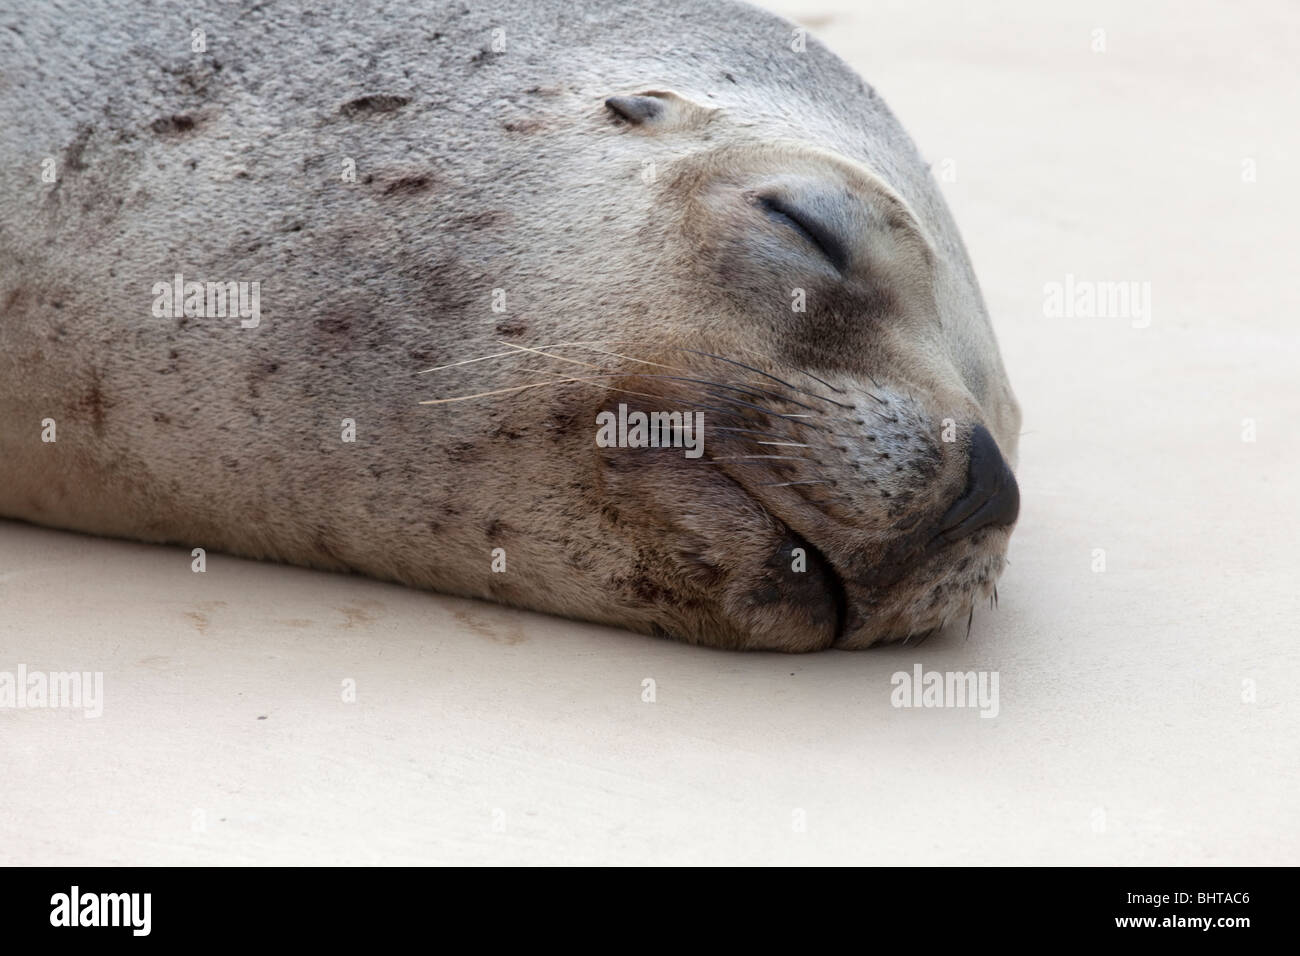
[756,194,849,273]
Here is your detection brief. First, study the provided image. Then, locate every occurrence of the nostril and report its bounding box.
[936,424,1020,542]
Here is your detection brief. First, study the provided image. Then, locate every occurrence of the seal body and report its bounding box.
[0,0,1021,650]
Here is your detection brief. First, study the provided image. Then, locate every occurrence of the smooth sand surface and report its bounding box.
[2,0,1297,864]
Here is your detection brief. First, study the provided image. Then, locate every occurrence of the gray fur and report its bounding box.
[0,0,1020,650]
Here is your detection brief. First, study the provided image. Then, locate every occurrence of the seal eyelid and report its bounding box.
[755,194,850,273]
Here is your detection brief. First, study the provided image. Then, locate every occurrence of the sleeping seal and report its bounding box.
[0,0,1021,650]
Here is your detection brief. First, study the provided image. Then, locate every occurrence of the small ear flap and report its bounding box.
[603,90,715,131]
[605,95,665,124]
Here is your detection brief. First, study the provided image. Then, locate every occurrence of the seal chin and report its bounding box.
[831,527,1013,648]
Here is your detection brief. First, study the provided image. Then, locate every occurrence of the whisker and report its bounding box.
[421,374,697,408]
[568,343,689,373]
[700,389,821,425]
[422,341,881,426]
[702,455,817,462]
[434,358,831,426]
[418,338,615,374]
[419,347,536,374]
[676,348,855,409]
[418,377,584,404]
[656,375,823,413]
[708,424,846,453]
[496,340,605,370]
[731,344,848,396]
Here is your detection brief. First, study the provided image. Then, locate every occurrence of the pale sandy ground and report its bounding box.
[2,0,1297,865]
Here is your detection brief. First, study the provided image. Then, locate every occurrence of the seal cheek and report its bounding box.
[721,532,844,652]
[595,442,840,651]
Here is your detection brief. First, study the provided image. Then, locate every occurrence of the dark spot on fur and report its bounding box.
[502,118,543,133]
[723,72,736,84]
[469,49,502,66]
[629,572,669,605]
[494,317,527,338]
[314,317,352,335]
[546,406,582,437]
[64,126,93,172]
[2,286,29,313]
[447,440,477,462]
[485,518,508,538]
[151,114,197,135]
[381,175,433,196]
[162,58,222,97]
[340,94,410,117]
[453,209,506,229]
[73,374,110,435]
[412,256,476,315]
[153,412,172,425]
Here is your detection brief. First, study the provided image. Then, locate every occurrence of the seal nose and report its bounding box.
[936,425,1019,542]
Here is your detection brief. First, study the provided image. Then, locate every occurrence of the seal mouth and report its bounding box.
[755,488,1014,649]
[786,529,849,644]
